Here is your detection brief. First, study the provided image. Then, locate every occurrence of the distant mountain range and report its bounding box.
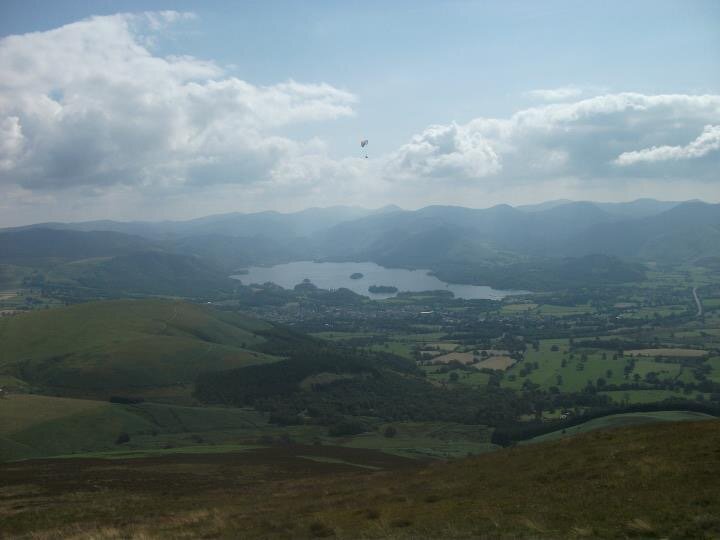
[7,205,401,240]
[313,200,720,267]
[1,199,718,292]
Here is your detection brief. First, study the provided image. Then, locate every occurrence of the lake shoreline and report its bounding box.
[231,260,528,300]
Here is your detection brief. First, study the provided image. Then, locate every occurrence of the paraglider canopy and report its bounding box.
[360,139,368,148]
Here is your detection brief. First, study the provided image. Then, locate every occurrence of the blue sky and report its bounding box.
[0,1,718,224]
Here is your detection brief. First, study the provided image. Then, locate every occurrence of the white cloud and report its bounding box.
[0,11,718,224]
[614,124,720,165]
[385,93,720,184]
[385,122,502,181]
[526,86,584,102]
[0,116,24,171]
[0,12,355,191]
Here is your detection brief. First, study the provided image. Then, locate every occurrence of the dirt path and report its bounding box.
[692,287,703,317]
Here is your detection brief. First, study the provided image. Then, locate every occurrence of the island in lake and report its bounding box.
[368,285,398,294]
[350,272,364,280]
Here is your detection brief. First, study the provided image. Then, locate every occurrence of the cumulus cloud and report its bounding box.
[386,93,720,184]
[1,11,718,224]
[0,12,355,191]
[0,116,24,171]
[385,123,502,181]
[614,124,720,165]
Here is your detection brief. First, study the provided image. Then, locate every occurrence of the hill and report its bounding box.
[7,205,379,240]
[193,329,522,427]
[524,410,715,443]
[567,201,720,261]
[167,234,313,271]
[68,251,240,296]
[0,228,154,266]
[3,200,715,293]
[428,253,646,290]
[0,228,243,297]
[0,393,271,462]
[0,299,279,401]
[1,418,718,538]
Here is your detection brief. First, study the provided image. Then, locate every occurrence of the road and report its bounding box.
[692,287,703,317]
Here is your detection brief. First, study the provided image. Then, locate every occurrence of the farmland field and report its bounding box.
[536,304,595,316]
[432,351,475,364]
[625,348,707,357]
[477,355,515,370]
[600,389,709,404]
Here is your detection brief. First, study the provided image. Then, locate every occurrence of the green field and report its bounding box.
[500,336,712,394]
[365,340,416,358]
[502,338,636,392]
[0,394,501,463]
[312,329,453,362]
[707,357,720,383]
[600,389,708,404]
[622,305,689,319]
[341,421,496,459]
[500,303,538,314]
[0,299,280,400]
[535,304,595,316]
[0,393,276,461]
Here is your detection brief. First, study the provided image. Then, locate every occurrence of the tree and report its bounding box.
[115,433,130,445]
[383,426,397,438]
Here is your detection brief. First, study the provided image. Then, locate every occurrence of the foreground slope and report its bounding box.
[0,299,278,401]
[1,420,718,538]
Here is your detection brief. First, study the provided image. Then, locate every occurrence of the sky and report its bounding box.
[0,0,718,226]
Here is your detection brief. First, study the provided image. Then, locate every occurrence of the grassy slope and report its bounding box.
[0,264,32,289]
[0,394,271,461]
[62,251,238,296]
[0,299,278,400]
[2,420,719,538]
[0,394,503,463]
[525,410,715,443]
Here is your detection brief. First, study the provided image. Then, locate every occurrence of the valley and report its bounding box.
[1,199,719,538]
[2,4,718,537]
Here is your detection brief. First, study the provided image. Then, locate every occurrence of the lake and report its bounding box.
[231,261,526,300]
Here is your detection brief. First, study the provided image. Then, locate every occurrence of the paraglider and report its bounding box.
[360,139,369,158]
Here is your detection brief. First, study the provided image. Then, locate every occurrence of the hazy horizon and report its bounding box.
[2,196,716,228]
[1,1,718,226]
